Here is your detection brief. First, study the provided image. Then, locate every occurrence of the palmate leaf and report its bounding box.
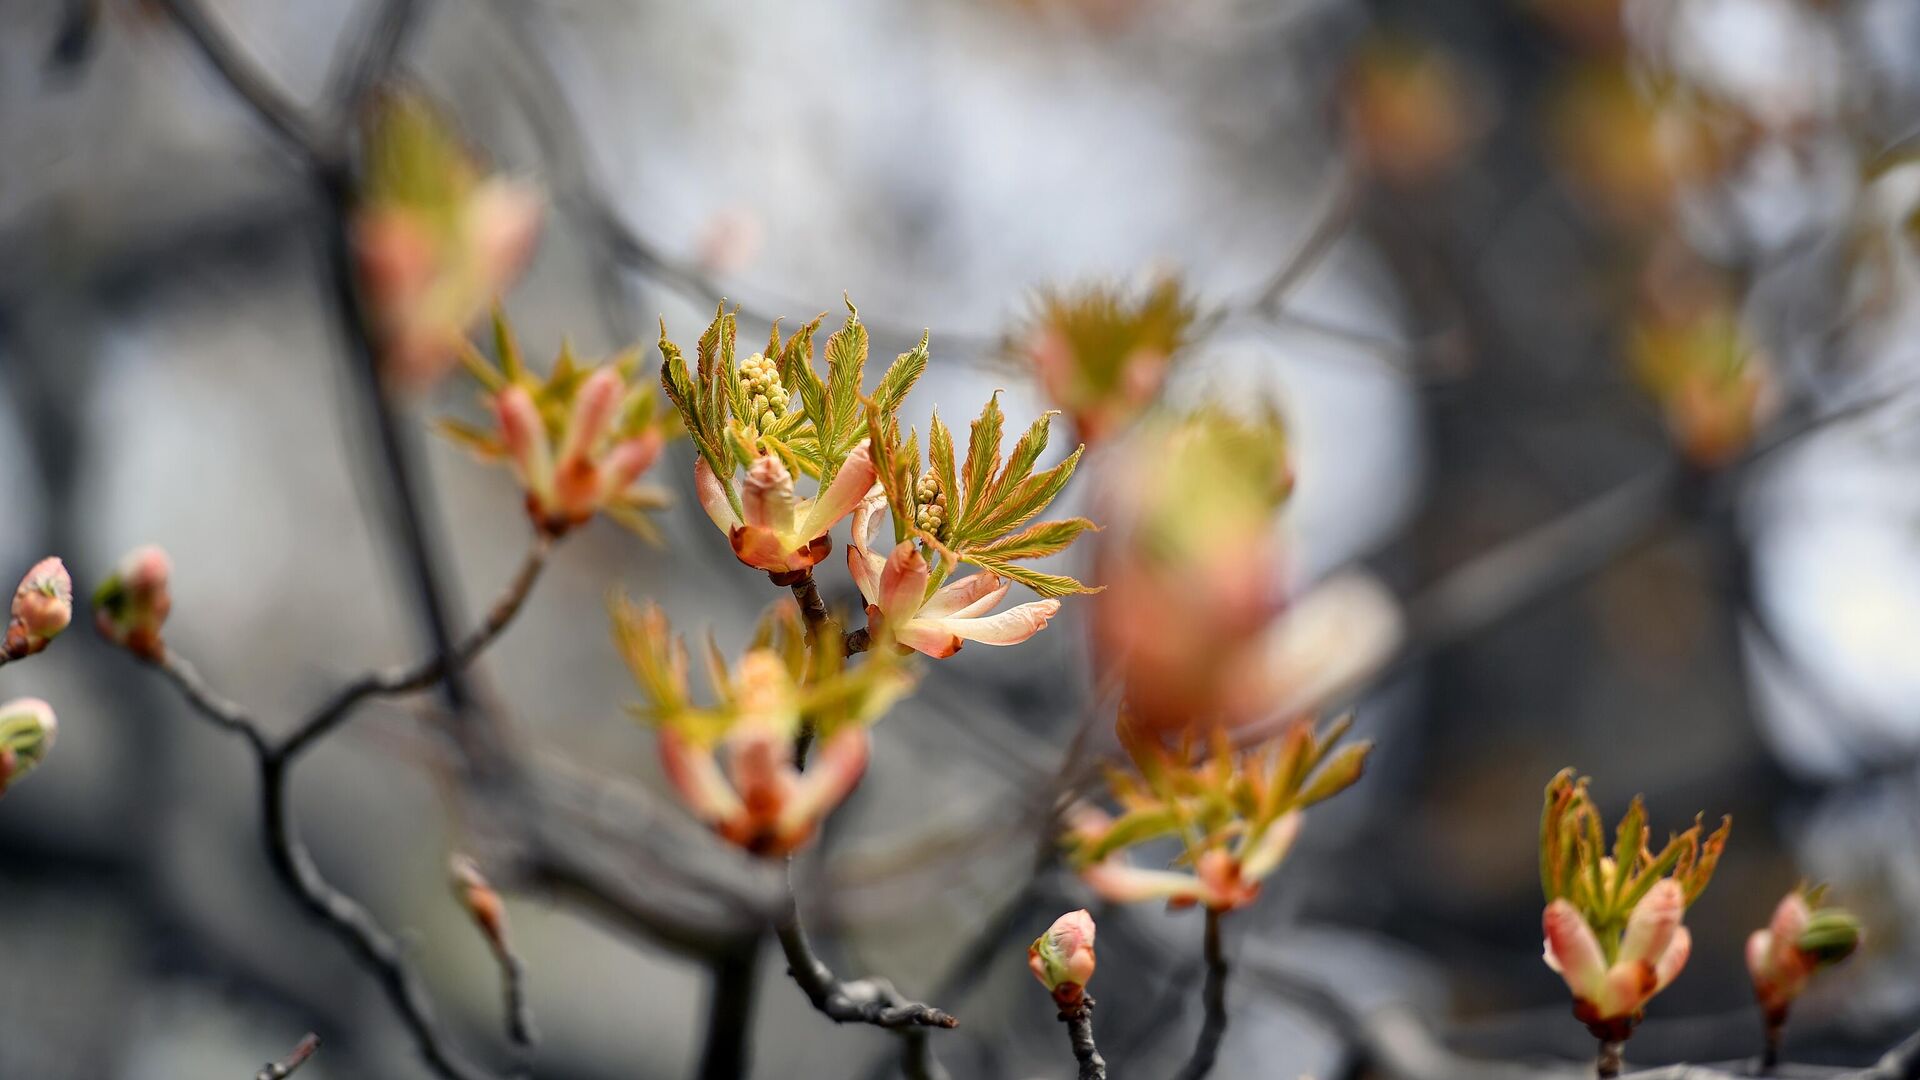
[972,517,1096,561]
[866,400,921,543]
[898,393,1096,593]
[822,300,870,483]
[875,333,929,416]
[780,314,829,444]
[927,411,962,532]
[965,445,1083,544]
[961,391,1005,519]
[659,323,728,476]
[968,554,1091,599]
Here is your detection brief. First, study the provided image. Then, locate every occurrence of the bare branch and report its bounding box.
[901,1030,954,1080]
[324,0,423,116]
[259,755,504,1080]
[156,650,272,757]
[150,0,328,161]
[136,537,559,1080]
[776,901,958,1030]
[1171,909,1230,1080]
[697,937,763,1080]
[1058,999,1108,1080]
[282,535,551,759]
[255,1032,320,1080]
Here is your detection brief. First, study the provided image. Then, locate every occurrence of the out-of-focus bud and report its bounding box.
[0,697,57,796]
[1012,280,1195,446]
[1548,62,1736,226]
[353,91,543,392]
[4,556,72,661]
[1629,254,1777,469]
[695,207,763,277]
[1747,890,1863,1024]
[1093,407,1400,737]
[1343,36,1483,188]
[94,545,172,661]
[449,854,510,953]
[1028,909,1097,1008]
[1071,717,1365,914]
[443,314,675,538]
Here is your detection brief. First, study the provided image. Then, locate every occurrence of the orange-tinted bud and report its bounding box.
[5,556,72,660]
[1028,909,1098,1007]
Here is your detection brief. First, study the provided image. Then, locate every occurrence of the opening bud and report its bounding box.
[5,556,72,660]
[94,545,173,661]
[0,697,57,796]
[1028,909,1097,1008]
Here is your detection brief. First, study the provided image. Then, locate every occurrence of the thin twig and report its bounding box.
[143,538,552,1080]
[324,0,422,115]
[497,943,537,1051]
[150,0,328,159]
[776,874,957,1031]
[259,754,501,1080]
[1060,999,1108,1080]
[157,650,272,758]
[1250,157,1358,317]
[255,1032,320,1080]
[900,1030,954,1080]
[1172,909,1230,1080]
[282,535,550,759]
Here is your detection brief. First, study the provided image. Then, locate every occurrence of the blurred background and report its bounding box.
[2,0,1918,1077]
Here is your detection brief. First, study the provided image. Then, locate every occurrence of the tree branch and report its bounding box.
[776,880,957,1031]
[787,571,839,767]
[489,935,537,1052]
[281,534,551,759]
[323,0,422,115]
[259,754,502,1080]
[137,535,558,1080]
[255,1032,320,1080]
[150,0,328,161]
[698,935,764,1080]
[1059,999,1108,1080]
[900,1030,954,1080]
[156,650,272,758]
[1172,909,1230,1080]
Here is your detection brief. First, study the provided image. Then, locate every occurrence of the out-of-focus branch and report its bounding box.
[259,753,501,1080]
[157,650,272,758]
[901,1030,954,1080]
[142,537,557,1079]
[150,0,328,160]
[282,535,551,759]
[1397,463,1686,661]
[254,1032,320,1080]
[324,0,423,114]
[1171,909,1230,1080]
[1249,156,1358,318]
[697,937,762,1080]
